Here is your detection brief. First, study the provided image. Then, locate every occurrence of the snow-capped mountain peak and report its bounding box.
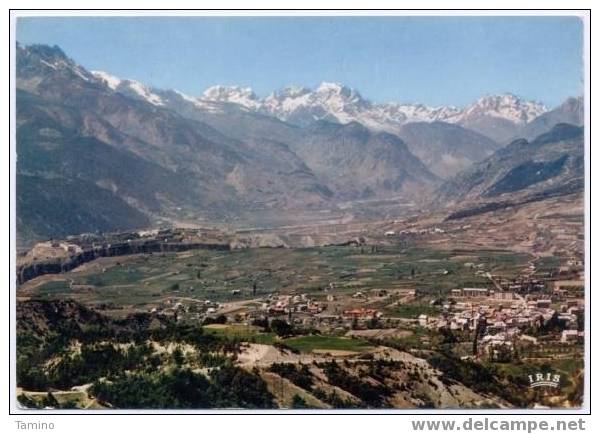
[316,81,356,96]
[202,85,261,110]
[456,93,548,124]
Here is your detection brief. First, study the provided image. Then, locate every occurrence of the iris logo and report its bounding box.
[528,372,561,388]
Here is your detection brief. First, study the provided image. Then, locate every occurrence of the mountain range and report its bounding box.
[91,68,582,177]
[15,43,584,246]
[92,73,552,142]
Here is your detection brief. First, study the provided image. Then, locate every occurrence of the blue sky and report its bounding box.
[16,16,583,108]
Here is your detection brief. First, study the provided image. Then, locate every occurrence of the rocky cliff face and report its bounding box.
[16,238,231,285]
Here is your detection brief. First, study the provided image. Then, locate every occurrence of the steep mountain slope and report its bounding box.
[519,97,584,140]
[15,88,207,243]
[153,88,306,148]
[435,123,584,212]
[16,44,338,244]
[90,70,166,106]
[397,122,499,178]
[17,174,150,245]
[287,121,440,199]
[16,89,202,211]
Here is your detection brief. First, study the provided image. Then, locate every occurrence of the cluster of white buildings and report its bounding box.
[150,298,222,319]
[416,284,585,360]
[429,303,556,332]
[384,227,446,237]
[262,293,324,316]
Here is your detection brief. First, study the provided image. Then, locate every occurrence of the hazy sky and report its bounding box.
[16,16,584,107]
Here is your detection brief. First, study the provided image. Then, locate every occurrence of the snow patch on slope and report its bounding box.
[91,70,164,106]
[92,70,122,90]
[126,80,164,106]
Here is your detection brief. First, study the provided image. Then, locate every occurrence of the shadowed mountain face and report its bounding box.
[290,121,440,199]
[16,45,334,244]
[519,97,584,140]
[434,123,584,211]
[397,122,499,179]
[16,44,441,245]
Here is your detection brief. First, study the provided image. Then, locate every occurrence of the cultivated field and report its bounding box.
[18,245,533,317]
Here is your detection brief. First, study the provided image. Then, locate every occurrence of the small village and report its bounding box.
[146,248,584,364]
